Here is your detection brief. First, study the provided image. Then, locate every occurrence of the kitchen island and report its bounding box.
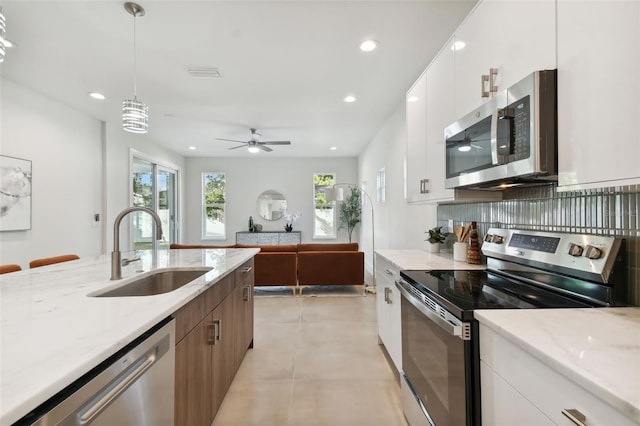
[476,307,640,425]
[0,248,258,426]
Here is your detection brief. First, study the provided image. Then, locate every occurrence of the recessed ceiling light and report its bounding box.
[343,95,356,103]
[330,146,337,151]
[407,96,419,103]
[359,40,378,52]
[88,92,106,100]
[452,40,466,51]
[188,146,196,150]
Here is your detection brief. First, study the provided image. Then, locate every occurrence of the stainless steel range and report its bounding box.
[396,228,629,426]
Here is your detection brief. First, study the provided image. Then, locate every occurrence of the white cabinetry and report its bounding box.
[557,0,640,190]
[375,254,401,372]
[453,0,556,117]
[480,324,637,426]
[425,37,456,202]
[406,72,428,203]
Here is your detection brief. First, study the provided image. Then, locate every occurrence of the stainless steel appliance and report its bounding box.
[444,70,557,189]
[17,318,175,426]
[397,228,629,426]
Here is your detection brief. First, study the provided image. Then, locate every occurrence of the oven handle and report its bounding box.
[396,279,470,340]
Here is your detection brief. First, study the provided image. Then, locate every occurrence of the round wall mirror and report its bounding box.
[256,190,287,221]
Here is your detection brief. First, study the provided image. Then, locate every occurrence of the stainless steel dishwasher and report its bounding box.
[20,318,175,426]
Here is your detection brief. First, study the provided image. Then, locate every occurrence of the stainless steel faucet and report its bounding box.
[111,206,164,280]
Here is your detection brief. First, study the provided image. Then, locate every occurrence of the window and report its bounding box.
[313,173,336,238]
[202,172,226,239]
[131,156,178,249]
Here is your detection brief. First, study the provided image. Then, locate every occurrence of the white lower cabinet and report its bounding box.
[375,254,402,372]
[480,324,637,426]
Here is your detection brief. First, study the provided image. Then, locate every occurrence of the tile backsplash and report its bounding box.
[437,184,640,306]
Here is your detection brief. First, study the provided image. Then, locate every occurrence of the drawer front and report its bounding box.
[376,255,399,286]
[480,324,636,426]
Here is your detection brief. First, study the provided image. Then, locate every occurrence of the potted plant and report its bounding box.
[338,187,361,243]
[425,226,447,253]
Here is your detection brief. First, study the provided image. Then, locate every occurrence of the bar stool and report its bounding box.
[0,264,22,274]
[29,254,80,269]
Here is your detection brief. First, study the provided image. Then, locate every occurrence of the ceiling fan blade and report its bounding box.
[258,145,273,152]
[262,141,291,145]
[228,144,247,150]
[216,138,246,143]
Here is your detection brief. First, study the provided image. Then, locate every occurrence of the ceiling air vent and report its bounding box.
[187,67,222,79]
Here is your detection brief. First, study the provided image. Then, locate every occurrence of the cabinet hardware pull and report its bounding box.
[243,285,252,301]
[420,179,430,194]
[208,322,216,345]
[242,266,253,273]
[383,287,388,303]
[561,409,587,426]
[481,74,490,97]
[489,68,498,93]
[387,288,393,304]
[216,319,222,342]
[384,268,393,275]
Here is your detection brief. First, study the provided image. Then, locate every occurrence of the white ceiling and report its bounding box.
[1,0,476,158]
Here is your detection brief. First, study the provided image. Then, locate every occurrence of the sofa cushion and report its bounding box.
[297,243,358,252]
[297,251,364,285]
[253,252,298,286]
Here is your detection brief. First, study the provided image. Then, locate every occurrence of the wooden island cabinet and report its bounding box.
[173,258,254,426]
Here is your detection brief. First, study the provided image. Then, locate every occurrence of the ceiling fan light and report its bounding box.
[458,144,472,152]
[248,146,260,154]
[123,98,149,133]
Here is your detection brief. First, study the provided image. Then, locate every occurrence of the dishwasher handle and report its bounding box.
[77,350,158,423]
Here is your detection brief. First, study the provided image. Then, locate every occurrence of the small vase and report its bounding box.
[428,243,440,253]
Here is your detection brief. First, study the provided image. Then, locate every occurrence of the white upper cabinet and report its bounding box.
[406,71,428,203]
[557,0,640,190]
[453,0,557,117]
[425,37,456,202]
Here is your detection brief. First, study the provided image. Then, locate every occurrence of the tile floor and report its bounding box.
[212,292,407,426]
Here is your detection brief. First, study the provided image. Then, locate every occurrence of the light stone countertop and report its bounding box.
[0,248,259,426]
[375,248,486,271]
[475,308,640,422]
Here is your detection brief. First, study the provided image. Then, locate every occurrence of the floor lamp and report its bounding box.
[325,183,376,294]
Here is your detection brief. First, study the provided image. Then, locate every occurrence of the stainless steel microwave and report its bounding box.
[444,70,557,189]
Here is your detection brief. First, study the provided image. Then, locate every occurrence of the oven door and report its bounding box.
[396,279,479,426]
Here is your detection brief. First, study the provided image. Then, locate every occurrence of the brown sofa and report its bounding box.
[296,243,364,295]
[169,242,364,295]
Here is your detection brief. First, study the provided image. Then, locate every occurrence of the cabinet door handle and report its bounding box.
[420,179,430,194]
[481,74,490,97]
[561,409,587,426]
[208,320,221,345]
[384,268,393,276]
[489,68,498,93]
[243,285,252,301]
[242,266,253,273]
[387,288,393,304]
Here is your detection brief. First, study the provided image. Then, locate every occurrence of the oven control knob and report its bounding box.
[584,245,603,260]
[568,243,584,257]
[491,235,505,244]
[484,234,493,242]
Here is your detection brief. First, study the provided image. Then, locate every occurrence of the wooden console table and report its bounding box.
[236,231,301,245]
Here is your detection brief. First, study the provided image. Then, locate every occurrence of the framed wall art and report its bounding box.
[0,155,32,231]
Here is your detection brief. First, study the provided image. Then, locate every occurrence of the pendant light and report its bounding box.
[0,6,7,63]
[122,2,148,133]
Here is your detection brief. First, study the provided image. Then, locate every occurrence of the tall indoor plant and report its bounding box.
[338,187,361,243]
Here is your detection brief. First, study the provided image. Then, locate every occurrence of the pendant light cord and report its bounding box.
[133,12,138,98]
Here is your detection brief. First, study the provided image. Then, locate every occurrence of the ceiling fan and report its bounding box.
[215,128,291,153]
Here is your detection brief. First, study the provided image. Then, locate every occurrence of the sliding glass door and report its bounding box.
[132,157,177,249]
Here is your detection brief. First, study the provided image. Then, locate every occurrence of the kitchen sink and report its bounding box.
[92,268,213,297]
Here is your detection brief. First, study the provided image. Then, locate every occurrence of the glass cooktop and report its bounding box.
[400,269,596,321]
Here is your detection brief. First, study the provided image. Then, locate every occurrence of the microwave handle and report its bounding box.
[490,109,500,165]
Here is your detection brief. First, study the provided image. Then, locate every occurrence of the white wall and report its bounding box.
[0,79,103,268]
[184,157,358,245]
[358,101,437,255]
[0,79,187,268]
